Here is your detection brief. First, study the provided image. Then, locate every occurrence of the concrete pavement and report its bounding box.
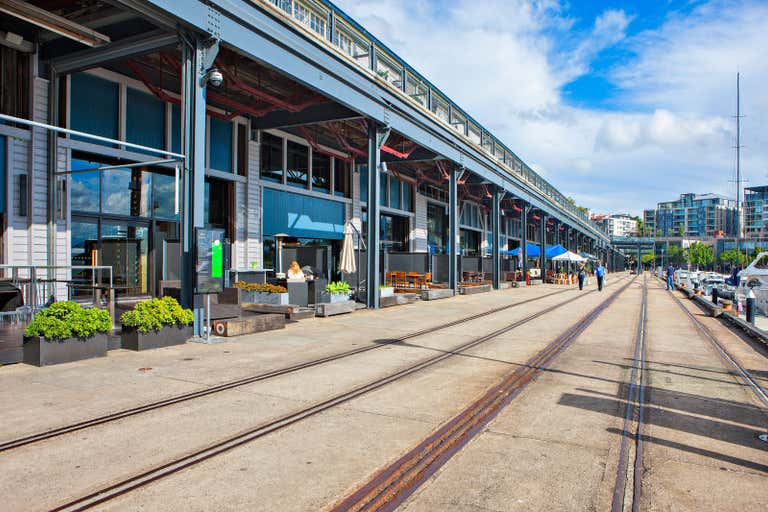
[2,273,765,511]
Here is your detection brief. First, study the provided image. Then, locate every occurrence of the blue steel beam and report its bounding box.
[119,0,609,244]
[49,30,177,74]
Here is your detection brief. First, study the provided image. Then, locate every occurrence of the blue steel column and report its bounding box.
[539,213,547,276]
[552,219,559,247]
[491,186,501,289]
[521,203,529,277]
[448,165,459,292]
[181,39,213,333]
[366,122,382,308]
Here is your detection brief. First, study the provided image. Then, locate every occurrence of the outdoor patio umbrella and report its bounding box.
[339,222,357,275]
[552,250,587,263]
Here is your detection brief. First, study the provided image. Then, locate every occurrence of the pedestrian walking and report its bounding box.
[666,263,675,290]
[578,262,586,291]
[596,261,606,291]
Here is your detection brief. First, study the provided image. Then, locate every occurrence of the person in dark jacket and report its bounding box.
[595,262,606,291]
[578,262,586,290]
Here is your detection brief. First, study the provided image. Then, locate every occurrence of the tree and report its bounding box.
[641,252,656,268]
[720,249,747,269]
[751,246,765,260]
[688,242,713,270]
[633,216,644,236]
[677,224,685,237]
[667,244,681,265]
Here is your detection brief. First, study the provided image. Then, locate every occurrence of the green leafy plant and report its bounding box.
[688,241,714,270]
[233,281,287,294]
[326,281,351,295]
[24,301,112,340]
[120,296,194,334]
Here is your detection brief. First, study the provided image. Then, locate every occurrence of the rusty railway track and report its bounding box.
[610,276,768,512]
[668,285,768,407]
[330,276,637,512]
[48,277,631,512]
[611,273,647,512]
[1,287,579,454]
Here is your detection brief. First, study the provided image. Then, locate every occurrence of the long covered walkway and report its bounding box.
[1,273,766,511]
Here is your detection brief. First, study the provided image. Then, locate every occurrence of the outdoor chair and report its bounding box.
[393,271,408,290]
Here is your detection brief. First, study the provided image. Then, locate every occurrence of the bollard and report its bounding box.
[712,287,718,305]
[746,289,756,325]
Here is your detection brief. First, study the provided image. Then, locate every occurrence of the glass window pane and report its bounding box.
[334,159,350,197]
[311,151,331,193]
[389,177,401,210]
[153,172,178,220]
[403,182,412,212]
[70,161,100,213]
[101,223,149,295]
[286,140,308,188]
[126,87,164,154]
[237,124,247,177]
[70,219,99,297]
[102,168,151,217]
[359,165,368,203]
[260,132,283,183]
[209,117,233,172]
[380,172,387,207]
[70,73,118,147]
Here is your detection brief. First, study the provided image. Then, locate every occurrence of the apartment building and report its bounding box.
[643,193,737,237]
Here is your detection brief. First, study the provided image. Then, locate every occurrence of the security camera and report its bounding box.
[206,68,224,87]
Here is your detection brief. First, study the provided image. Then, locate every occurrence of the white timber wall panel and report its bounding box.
[351,166,362,249]
[234,180,247,269]
[245,139,262,268]
[412,192,428,252]
[30,77,49,268]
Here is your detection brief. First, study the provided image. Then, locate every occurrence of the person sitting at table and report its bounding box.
[287,260,305,281]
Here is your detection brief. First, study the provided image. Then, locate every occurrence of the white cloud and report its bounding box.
[332,0,768,215]
[594,109,731,152]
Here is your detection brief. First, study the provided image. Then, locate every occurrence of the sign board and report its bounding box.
[196,228,225,294]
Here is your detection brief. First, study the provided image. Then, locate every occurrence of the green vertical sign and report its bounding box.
[211,239,223,278]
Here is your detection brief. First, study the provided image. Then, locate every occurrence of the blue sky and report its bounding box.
[560,1,706,110]
[333,0,768,215]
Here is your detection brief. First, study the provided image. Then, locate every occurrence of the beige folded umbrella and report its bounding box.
[339,223,357,275]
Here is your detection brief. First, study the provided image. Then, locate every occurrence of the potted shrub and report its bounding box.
[325,281,351,303]
[379,284,394,298]
[233,281,289,305]
[120,296,194,351]
[23,301,112,366]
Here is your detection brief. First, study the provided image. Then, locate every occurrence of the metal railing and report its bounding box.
[0,264,114,320]
[257,0,603,236]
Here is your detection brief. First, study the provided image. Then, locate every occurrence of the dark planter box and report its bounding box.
[24,333,108,367]
[121,324,192,351]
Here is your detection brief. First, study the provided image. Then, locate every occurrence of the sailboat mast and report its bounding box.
[736,72,743,261]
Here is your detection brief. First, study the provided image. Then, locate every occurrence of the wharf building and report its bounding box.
[0,0,618,316]
[643,193,738,238]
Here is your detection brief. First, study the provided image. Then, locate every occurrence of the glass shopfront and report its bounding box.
[427,202,448,254]
[69,153,179,296]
